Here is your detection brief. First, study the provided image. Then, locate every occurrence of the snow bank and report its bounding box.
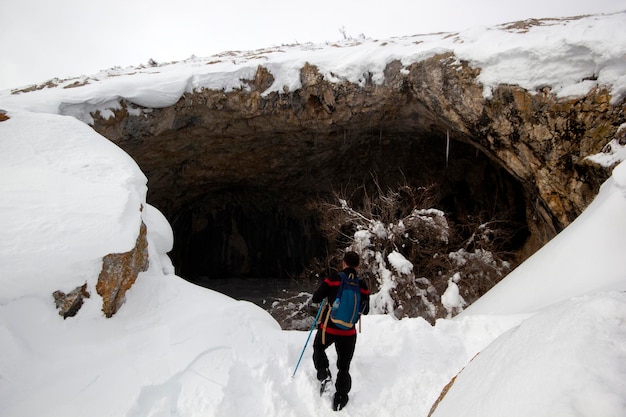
[0,110,147,302]
[0,272,284,417]
[433,291,626,417]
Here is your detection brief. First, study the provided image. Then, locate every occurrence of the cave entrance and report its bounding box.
[156,132,530,287]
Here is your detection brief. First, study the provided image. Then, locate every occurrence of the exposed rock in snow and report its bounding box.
[96,221,149,317]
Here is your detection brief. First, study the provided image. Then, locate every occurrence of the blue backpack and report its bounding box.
[330,272,362,329]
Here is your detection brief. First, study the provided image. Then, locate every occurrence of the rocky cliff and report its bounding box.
[90,53,623,280]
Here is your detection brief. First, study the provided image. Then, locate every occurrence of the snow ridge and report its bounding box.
[1,13,625,124]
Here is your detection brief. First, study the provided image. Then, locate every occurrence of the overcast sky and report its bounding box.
[1,0,625,91]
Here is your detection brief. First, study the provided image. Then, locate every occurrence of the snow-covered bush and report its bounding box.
[313,182,513,324]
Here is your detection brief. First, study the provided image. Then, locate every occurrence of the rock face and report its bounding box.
[53,283,90,319]
[92,55,624,281]
[96,222,149,317]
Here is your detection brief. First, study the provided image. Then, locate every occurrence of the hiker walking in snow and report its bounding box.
[312,251,370,411]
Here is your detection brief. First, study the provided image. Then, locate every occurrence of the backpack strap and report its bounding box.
[337,272,347,295]
[322,304,330,344]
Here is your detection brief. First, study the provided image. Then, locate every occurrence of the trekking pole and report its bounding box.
[292,299,325,379]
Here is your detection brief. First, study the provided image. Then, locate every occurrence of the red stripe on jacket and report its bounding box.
[323,277,370,295]
[319,323,357,336]
[324,278,340,286]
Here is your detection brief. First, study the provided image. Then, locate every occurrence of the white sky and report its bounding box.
[1,0,625,91]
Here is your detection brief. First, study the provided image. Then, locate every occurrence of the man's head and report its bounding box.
[343,251,360,268]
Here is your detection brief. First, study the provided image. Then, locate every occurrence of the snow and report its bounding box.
[387,251,413,275]
[1,12,626,417]
[0,111,147,303]
[441,273,466,317]
[1,13,625,124]
[432,292,626,417]
[586,123,626,168]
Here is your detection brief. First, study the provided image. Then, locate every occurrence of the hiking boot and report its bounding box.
[319,369,332,396]
[332,393,349,411]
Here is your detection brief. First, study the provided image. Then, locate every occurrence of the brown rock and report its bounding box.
[53,283,90,319]
[428,374,458,417]
[96,221,149,317]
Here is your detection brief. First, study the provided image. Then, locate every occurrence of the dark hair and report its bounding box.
[343,251,360,268]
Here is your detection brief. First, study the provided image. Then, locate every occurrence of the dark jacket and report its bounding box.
[312,267,370,336]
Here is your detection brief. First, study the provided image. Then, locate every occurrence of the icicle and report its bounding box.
[446,130,450,168]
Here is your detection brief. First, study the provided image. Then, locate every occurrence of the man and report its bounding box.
[311,251,370,411]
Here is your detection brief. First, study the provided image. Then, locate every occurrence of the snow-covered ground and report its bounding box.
[1,12,626,417]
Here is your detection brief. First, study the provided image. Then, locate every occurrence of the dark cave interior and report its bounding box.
[152,132,530,284]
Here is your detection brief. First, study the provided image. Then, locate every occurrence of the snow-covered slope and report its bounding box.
[0,111,147,303]
[1,12,626,417]
[433,292,626,417]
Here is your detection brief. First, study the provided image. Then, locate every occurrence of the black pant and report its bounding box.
[312,329,357,396]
